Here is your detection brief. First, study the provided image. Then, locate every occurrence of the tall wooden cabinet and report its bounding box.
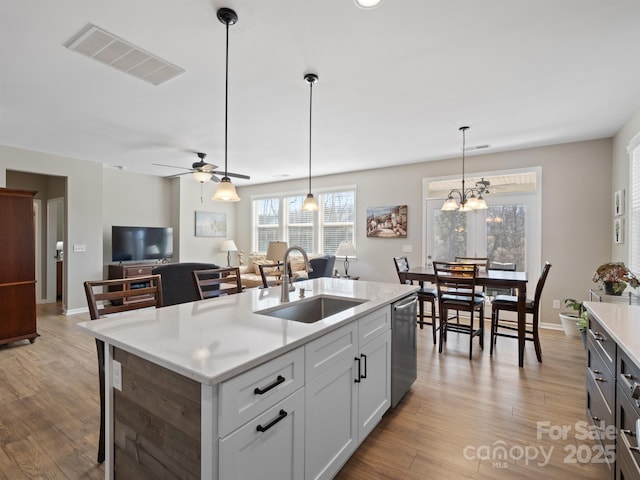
[0,188,38,345]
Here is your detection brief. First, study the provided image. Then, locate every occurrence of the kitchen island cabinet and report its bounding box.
[77,278,416,480]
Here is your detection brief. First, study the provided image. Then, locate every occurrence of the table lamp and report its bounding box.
[335,241,356,277]
[221,240,238,267]
[266,241,288,262]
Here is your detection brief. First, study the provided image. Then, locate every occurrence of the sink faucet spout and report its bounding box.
[281,246,311,302]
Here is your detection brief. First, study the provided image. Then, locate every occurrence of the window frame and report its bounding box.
[251,185,356,255]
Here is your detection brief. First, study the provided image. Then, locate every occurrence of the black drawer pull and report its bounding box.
[361,354,367,379]
[593,416,600,422]
[256,409,288,432]
[355,357,361,383]
[592,370,601,374]
[621,429,635,437]
[254,375,285,395]
[595,377,606,383]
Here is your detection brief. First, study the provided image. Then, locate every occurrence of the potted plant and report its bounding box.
[592,262,639,295]
[559,298,585,339]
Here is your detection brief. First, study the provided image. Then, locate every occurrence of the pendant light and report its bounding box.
[441,126,488,212]
[212,8,241,202]
[302,73,319,211]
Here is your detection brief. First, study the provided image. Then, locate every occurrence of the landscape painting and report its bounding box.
[195,211,226,237]
[366,205,407,238]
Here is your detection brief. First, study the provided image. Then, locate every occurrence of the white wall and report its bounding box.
[236,138,613,326]
[612,107,640,262]
[1,146,103,312]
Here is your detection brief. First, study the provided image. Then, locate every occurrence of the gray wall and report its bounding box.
[236,138,613,326]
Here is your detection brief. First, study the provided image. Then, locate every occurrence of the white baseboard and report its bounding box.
[64,306,88,316]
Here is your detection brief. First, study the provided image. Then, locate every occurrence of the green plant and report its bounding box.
[563,298,588,333]
[592,262,639,293]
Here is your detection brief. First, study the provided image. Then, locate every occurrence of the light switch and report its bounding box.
[73,244,86,253]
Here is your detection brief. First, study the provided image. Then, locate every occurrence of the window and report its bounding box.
[629,135,640,274]
[425,169,540,278]
[252,188,355,255]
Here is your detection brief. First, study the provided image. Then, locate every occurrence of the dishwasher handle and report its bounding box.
[394,295,418,312]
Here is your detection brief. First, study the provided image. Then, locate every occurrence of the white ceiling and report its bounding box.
[2,0,640,187]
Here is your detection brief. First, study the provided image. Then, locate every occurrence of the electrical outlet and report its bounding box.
[553,299,561,309]
[402,245,413,253]
[113,360,122,391]
[73,244,86,253]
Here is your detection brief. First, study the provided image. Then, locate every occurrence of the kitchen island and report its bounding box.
[77,277,417,480]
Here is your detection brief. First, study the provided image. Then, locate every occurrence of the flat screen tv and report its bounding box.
[111,226,173,262]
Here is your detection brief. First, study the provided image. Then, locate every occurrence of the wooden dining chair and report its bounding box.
[490,262,552,362]
[434,261,485,359]
[486,261,517,297]
[393,256,438,343]
[259,261,286,288]
[193,267,243,299]
[83,275,164,464]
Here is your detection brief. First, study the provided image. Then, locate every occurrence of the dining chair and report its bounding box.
[83,275,164,464]
[193,267,243,299]
[259,261,286,288]
[486,261,517,297]
[393,256,438,343]
[490,261,552,362]
[434,261,485,359]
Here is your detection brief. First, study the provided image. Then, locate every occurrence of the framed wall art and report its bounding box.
[195,211,226,237]
[366,205,407,238]
[614,217,624,244]
[614,189,625,216]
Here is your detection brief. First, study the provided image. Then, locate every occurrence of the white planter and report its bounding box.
[559,313,582,338]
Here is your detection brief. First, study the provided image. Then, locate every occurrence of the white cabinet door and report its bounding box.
[357,330,391,442]
[305,355,358,480]
[219,388,305,480]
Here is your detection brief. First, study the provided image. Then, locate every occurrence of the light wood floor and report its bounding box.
[0,304,607,479]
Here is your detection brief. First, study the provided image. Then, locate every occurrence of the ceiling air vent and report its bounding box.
[64,23,185,86]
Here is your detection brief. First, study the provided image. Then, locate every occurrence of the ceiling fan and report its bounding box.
[154,152,250,183]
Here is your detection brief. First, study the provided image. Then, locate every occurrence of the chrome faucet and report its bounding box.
[280,246,312,302]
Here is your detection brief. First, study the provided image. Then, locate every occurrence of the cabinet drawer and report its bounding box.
[617,426,640,480]
[588,314,615,370]
[619,348,640,407]
[358,307,390,347]
[586,373,613,431]
[219,388,305,480]
[305,322,358,382]
[587,337,615,408]
[219,347,304,437]
[124,265,154,277]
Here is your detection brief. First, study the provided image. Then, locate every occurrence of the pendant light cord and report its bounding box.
[224,21,230,178]
[460,126,467,200]
[308,79,313,193]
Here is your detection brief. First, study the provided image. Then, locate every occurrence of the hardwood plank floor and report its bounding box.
[0,304,607,479]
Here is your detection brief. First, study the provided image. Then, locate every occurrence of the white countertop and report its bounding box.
[77,278,417,385]
[585,301,640,366]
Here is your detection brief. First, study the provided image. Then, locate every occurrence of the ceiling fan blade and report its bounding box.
[213,171,250,180]
[152,162,192,171]
[166,171,193,178]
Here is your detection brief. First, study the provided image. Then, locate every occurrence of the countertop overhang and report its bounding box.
[585,301,640,367]
[77,278,417,385]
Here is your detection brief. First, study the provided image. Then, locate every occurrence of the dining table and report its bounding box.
[401,266,529,367]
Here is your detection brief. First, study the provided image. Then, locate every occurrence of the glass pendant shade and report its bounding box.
[475,196,488,209]
[302,193,319,211]
[466,194,479,209]
[459,202,473,212]
[212,177,240,202]
[442,196,458,211]
[193,171,213,183]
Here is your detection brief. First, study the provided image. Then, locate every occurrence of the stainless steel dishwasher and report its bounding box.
[391,293,418,407]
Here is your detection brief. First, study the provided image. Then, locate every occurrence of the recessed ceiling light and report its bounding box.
[355,0,383,9]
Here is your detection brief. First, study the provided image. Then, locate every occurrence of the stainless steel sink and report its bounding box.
[256,295,367,323]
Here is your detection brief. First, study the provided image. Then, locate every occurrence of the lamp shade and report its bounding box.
[302,193,319,211]
[55,241,64,251]
[193,171,213,183]
[221,240,238,252]
[212,178,240,202]
[336,241,356,258]
[266,241,288,261]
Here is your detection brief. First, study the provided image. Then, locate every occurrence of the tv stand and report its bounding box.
[108,263,156,304]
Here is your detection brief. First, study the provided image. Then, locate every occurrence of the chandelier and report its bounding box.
[441,126,488,212]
